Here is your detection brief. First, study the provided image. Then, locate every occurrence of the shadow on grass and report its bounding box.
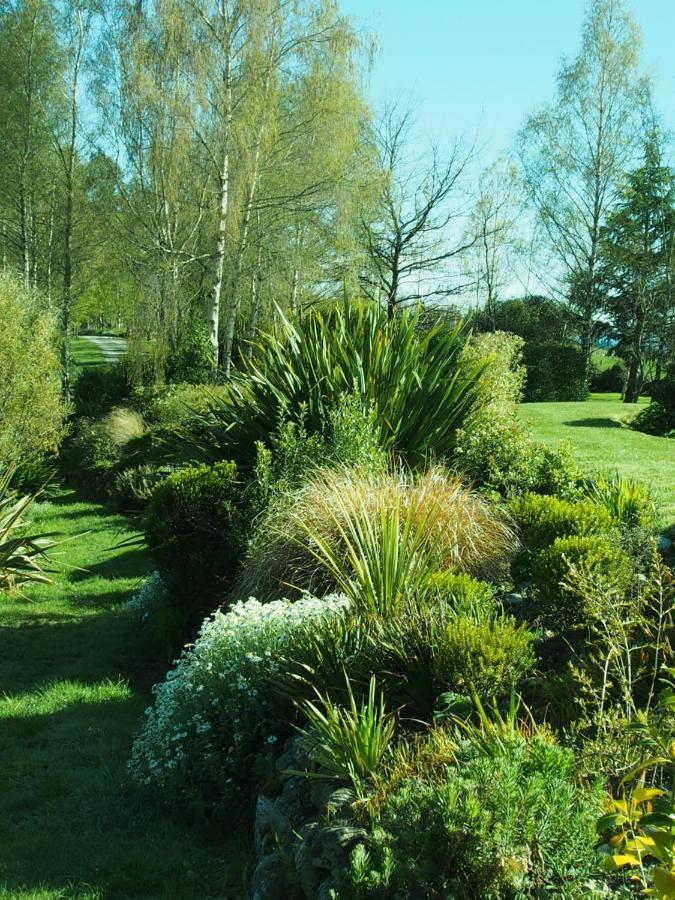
[563,417,624,429]
[69,545,150,583]
[0,698,248,899]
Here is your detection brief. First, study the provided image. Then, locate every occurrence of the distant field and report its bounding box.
[521,393,675,529]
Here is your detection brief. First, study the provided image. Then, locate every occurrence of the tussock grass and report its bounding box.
[236,465,516,603]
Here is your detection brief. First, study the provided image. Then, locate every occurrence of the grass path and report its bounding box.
[0,490,250,899]
[521,393,675,528]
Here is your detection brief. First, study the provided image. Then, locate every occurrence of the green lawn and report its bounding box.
[520,393,675,528]
[0,490,251,899]
[70,337,106,368]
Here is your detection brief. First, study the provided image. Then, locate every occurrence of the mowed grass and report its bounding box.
[0,490,251,899]
[520,393,675,528]
[70,337,106,368]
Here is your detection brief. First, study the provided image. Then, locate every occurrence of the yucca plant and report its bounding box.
[0,469,54,592]
[585,473,656,531]
[294,673,397,790]
[177,299,487,469]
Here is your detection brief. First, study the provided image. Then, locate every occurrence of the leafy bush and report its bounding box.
[461,331,526,416]
[236,465,516,603]
[144,461,247,620]
[110,464,168,510]
[71,361,131,418]
[522,341,589,401]
[511,492,614,553]
[60,417,122,486]
[341,731,603,898]
[0,272,68,465]
[143,384,230,430]
[453,414,581,499]
[631,401,675,438]
[423,571,498,620]
[531,535,634,630]
[591,361,626,393]
[181,300,487,469]
[433,615,535,699]
[129,594,349,809]
[247,393,387,523]
[164,319,213,384]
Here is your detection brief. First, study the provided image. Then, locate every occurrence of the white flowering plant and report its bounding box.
[128,593,349,809]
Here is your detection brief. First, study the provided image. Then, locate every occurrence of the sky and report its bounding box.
[339,0,675,163]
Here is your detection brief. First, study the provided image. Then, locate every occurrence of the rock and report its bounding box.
[294,823,322,899]
[316,877,338,900]
[282,774,313,811]
[275,736,310,775]
[658,535,673,553]
[309,824,368,871]
[310,778,338,811]
[324,787,357,820]
[254,794,275,856]
[251,853,292,900]
[503,592,523,606]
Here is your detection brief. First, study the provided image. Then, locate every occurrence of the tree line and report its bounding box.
[0,0,673,400]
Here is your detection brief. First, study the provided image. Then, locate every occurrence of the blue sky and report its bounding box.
[339,0,675,162]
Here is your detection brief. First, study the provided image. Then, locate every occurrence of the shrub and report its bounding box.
[144,461,247,619]
[143,384,229,430]
[236,465,516,603]
[128,594,349,810]
[110,464,168,510]
[71,361,131,418]
[522,341,588,401]
[591,361,626,393]
[340,731,603,898]
[164,319,213,384]
[0,272,68,466]
[180,300,487,469]
[631,401,675,438]
[531,535,634,630]
[511,492,614,553]
[453,413,581,499]
[460,331,526,416]
[433,615,535,699]
[423,572,498,620]
[247,393,387,522]
[60,417,122,486]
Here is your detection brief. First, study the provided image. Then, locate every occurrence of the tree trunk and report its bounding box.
[245,234,263,357]
[207,48,233,380]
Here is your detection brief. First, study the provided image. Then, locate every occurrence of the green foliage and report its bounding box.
[247,392,387,521]
[110,464,167,511]
[0,471,54,593]
[531,535,634,630]
[341,731,603,898]
[99,407,146,447]
[61,416,122,486]
[165,319,213,384]
[433,615,535,699]
[511,492,614,553]
[591,361,626,393]
[522,340,589,401]
[461,331,526,416]
[144,461,247,620]
[184,301,486,469]
[71,361,132,418]
[0,272,68,466]
[423,571,498,620]
[453,413,582,499]
[237,465,515,603]
[632,401,675,438]
[585,473,657,531]
[295,674,396,790]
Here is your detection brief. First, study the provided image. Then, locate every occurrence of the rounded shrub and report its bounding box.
[423,571,498,620]
[144,460,247,618]
[511,492,614,553]
[433,615,535,698]
[531,535,634,630]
